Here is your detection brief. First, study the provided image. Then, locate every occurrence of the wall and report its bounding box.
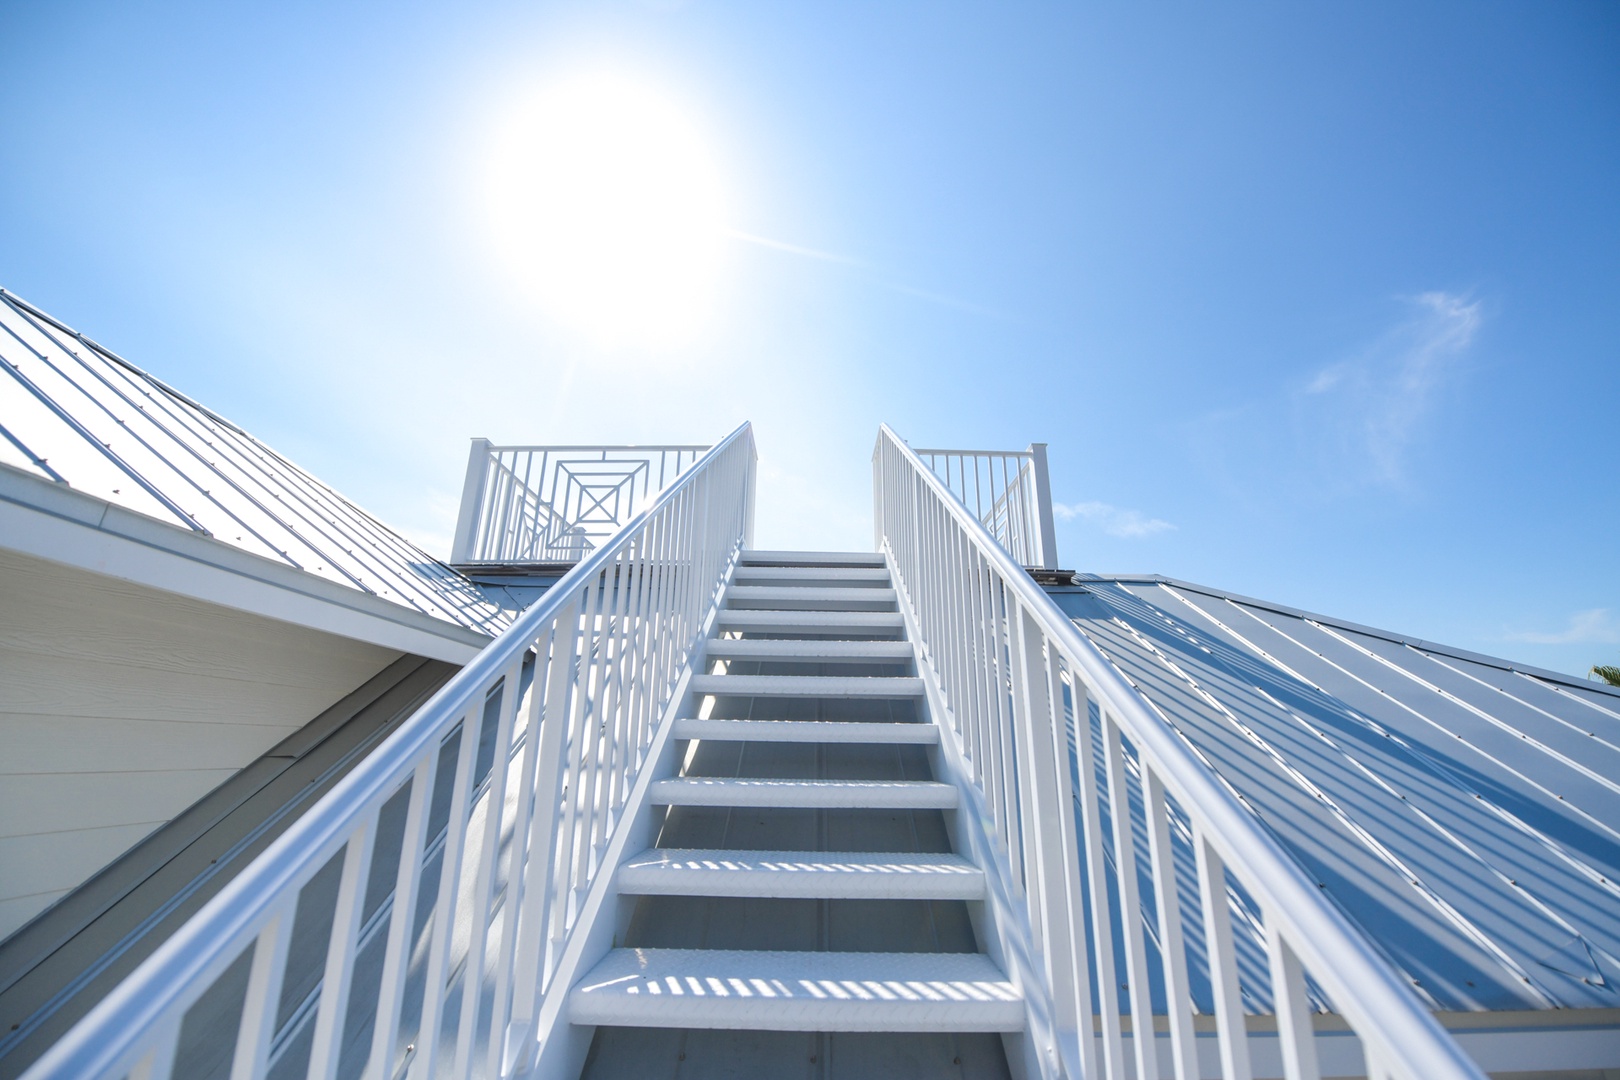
[0,546,400,940]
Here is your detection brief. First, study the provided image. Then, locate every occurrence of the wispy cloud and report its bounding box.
[724,229,865,268]
[1299,291,1482,487]
[725,228,1004,319]
[1054,500,1176,539]
[1505,609,1620,646]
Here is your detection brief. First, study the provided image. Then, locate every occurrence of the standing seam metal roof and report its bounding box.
[1054,574,1620,1015]
[0,289,507,637]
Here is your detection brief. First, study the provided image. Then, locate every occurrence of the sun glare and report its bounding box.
[484,72,728,349]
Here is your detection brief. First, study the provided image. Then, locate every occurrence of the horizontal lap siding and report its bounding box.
[0,547,399,940]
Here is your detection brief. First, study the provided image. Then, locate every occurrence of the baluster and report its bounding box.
[365,760,435,1080]
[984,575,1011,860]
[451,656,528,1080]
[1072,680,1127,1078]
[1195,832,1253,1080]
[1103,714,1161,1080]
[1266,920,1322,1080]
[1013,614,1093,1079]
[407,704,483,1080]
[228,899,297,1080]
[1008,605,1039,912]
[560,581,603,925]
[484,642,551,1080]
[126,1014,182,1080]
[510,611,578,1036]
[1144,769,1199,1080]
[307,818,379,1080]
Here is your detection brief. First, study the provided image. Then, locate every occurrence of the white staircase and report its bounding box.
[572,550,1021,1077]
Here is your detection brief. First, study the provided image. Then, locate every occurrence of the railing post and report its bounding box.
[450,438,492,563]
[1027,442,1058,570]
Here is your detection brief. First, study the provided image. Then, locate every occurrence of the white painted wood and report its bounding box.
[1267,919,1324,1080]
[672,717,938,744]
[738,550,887,566]
[714,609,904,633]
[648,777,958,809]
[617,849,985,899]
[703,638,912,660]
[1146,769,1201,1080]
[569,949,1024,1031]
[731,565,890,583]
[0,547,400,940]
[689,674,923,697]
[0,473,488,665]
[2,713,294,773]
[724,585,896,606]
[1197,833,1255,1080]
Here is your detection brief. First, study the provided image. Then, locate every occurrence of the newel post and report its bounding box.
[450,438,493,563]
[1028,442,1059,570]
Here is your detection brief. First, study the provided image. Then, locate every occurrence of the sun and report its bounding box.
[483,71,728,349]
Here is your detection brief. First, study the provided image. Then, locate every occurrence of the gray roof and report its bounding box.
[1054,574,1620,1014]
[0,289,506,636]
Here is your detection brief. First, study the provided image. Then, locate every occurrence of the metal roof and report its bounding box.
[1054,574,1620,1014]
[0,289,507,637]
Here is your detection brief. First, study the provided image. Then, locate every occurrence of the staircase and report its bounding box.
[572,550,1021,1079]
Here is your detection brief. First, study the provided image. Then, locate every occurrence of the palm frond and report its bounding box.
[1592,664,1620,688]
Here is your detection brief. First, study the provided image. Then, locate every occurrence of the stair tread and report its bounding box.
[716,610,904,629]
[649,778,958,809]
[740,550,887,567]
[619,849,984,899]
[726,585,897,601]
[706,639,913,660]
[734,566,890,583]
[570,948,1024,1031]
[691,674,923,697]
[673,718,938,744]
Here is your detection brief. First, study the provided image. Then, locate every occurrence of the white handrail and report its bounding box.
[909,443,1058,569]
[26,423,757,1080]
[875,424,1484,1080]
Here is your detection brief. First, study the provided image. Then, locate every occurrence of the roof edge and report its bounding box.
[0,462,488,664]
[1073,572,1620,698]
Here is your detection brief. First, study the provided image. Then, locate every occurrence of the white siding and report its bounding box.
[0,547,401,940]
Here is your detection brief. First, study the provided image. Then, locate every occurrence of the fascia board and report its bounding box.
[0,464,488,664]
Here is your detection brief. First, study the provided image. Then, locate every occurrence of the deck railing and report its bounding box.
[26,423,756,1080]
[874,424,1484,1080]
[451,442,711,564]
[908,443,1059,569]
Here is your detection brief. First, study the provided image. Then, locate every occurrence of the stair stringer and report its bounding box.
[515,556,742,1080]
[882,548,1069,1080]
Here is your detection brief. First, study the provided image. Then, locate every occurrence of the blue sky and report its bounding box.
[2,1,1617,678]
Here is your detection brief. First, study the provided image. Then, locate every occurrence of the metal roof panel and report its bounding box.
[1056,577,1620,1013]
[0,289,507,637]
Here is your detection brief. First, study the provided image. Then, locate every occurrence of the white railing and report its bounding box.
[451,442,711,564]
[874,425,1483,1080]
[907,443,1059,569]
[28,423,756,1080]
